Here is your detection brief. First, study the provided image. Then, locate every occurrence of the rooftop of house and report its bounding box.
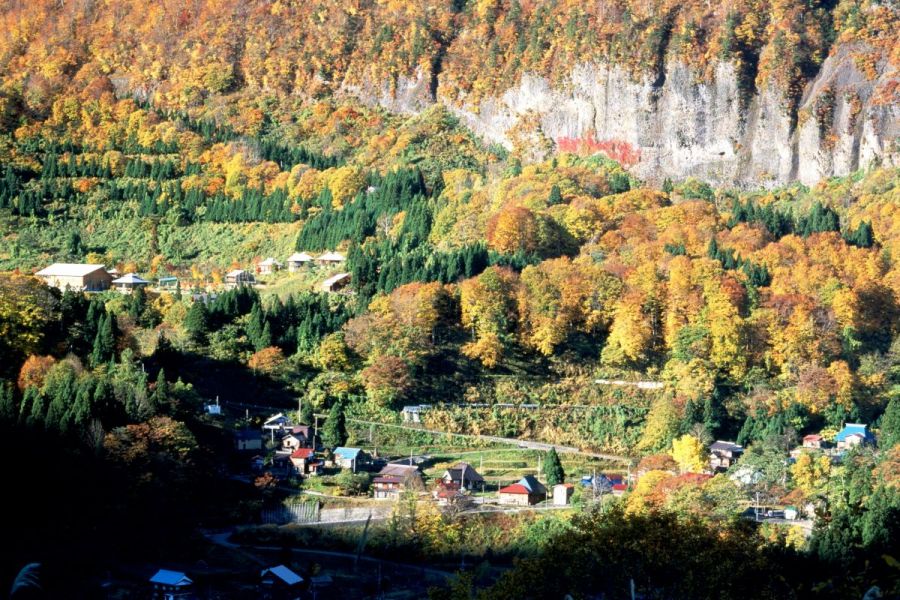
[226,269,248,277]
[518,475,547,494]
[263,413,289,427]
[36,263,107,277]
[445,462,485,483]
[498,483,531,495]
[836,423,873,441]
[333,447,363,460]
[291,448,315,459]
[149,570,192,587]
[710,440,744,453]
[259,257,282,266]
[261,565,303,586]
[380,463,421,477]
[803,434,824,441]
[318,251,346,261]
[322,272,351,287]
[287,252,313,262]
[112,272,149,284]
[373,476,403,484]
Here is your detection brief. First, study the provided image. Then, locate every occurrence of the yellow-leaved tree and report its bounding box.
[790,452,831,495]
[671,434,707,474]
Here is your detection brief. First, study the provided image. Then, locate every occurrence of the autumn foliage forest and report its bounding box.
[0,0,898,598]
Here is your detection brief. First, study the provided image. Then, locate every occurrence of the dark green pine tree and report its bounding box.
[257,321,273,351]
[184,301,210,344]
[153,368,169,410]
[662,178,674,194]
[25,387,46,429]
[548,184,563,205]
[246,302,265,350]
[90,313,116,367]
[299,398,314,426]
[879,397,900,449]
[543,447,565,486]
[66,230,84,258]
[0,382,17,423]
[322,401,348,449]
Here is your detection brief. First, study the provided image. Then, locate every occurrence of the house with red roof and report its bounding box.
[498,475,547,506]
[290,447,316,474]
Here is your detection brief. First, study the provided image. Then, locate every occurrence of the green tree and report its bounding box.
[543,447,565,486]
[879,397,900,449]
[322,400,347,448]
[90,313,116,367]
[548,184,563,205]
[0,381,16,422]
[184,301,209,344]
[153,368,169,410]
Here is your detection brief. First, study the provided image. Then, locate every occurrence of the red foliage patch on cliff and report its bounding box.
[556,136,642,167]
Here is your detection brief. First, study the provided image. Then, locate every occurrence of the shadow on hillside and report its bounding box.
[147,349,296,409]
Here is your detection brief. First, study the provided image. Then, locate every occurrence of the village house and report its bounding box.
[321,272,351,293]
[225,269,256,288]
[35,263,113,292]
[289,425,314,447]
[111,272,151,293]
[333,447,369,471]
[258,257,283,275]
[282,434,304,451]
[709,440,744,471]
[835,423,875,450]
[498,475,547,506]
[803,434,827,449]
[290,448,316,475]
[373,463,424,499]
[553,483,575,505]
[149,569,193,599]
[317,250,346,266]
[260,564,303,597]
[441,462,485,491]
[158,276,179,291]
[234,429,263,452]
[263,413,291,432]
[286,252,313,272]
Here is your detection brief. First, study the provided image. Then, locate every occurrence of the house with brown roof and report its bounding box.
[441,462,485,491]
[373,463,424,499]
[709,441,744,471]
[36,263,113,292]
[498,475,547,506]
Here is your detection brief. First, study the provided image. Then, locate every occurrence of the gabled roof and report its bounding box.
[710,440,744,453]
[322,272,351,288]
[318,251,346,261]
[287,252,314,262]
[291,448,315,459]
[36,263,107,277]
[373,475,403,484]
[498,483,530,495]
[261,565,303,586]
[380,463,421,477]
[836,423,873,442]
[263,413,289,427]
[259,257,282,266]
[445,462,484,483]
[149,570,192,587]
[111,273,150,284]
[226,269,248,277]
[334,447,362,460]
[803,434,823,441]
[518,475,547,495]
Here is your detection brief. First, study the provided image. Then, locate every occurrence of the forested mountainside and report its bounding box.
[0,0,897,186]
[1,2,899,597]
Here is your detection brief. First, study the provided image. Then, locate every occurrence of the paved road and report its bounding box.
[343,417,635,465]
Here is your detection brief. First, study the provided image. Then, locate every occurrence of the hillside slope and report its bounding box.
[0,0,896,186]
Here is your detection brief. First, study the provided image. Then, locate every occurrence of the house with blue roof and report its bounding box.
[333,447,370,471]
[149,569,192,598]
[835,423,875,450]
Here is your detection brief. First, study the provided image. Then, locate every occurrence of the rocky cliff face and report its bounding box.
[349,44,898,188]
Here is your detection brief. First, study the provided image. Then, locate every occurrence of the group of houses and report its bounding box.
[149,563,318,599]
[35,263,152,294]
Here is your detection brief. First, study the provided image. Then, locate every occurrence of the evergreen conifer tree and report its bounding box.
[543,447,565,486]
[322,401,348,448]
